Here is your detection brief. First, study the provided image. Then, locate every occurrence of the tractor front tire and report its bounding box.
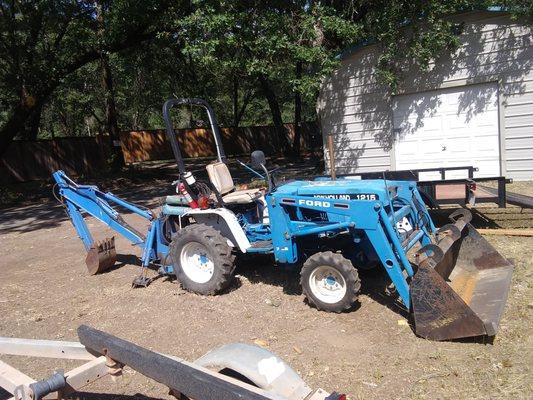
[300,251,361,313]
[170,224,236,295]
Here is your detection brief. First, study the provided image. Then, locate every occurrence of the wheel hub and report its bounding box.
[309,266,347,304]
[325,275,337,287]
[180,242,215,284]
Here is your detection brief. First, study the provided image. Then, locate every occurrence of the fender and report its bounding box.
[183,208,251,253]
[194,343,312,400]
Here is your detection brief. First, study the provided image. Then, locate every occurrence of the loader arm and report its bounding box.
[266,179,514,340]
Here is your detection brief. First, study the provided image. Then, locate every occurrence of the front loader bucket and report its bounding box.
[85,237,117,275]
[411,210,514,341]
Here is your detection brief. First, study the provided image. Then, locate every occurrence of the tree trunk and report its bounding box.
[233,76,239,127]
[258,75,290,155]
[293,61,302,157]
[100,53,124,169]
[0,91,47,156]
[0,105,34,156]
[23,101,43,140]
[96,1,124,170]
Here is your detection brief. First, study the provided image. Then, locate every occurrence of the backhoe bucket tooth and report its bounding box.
[411,210,514,341]
[85,237,117,275]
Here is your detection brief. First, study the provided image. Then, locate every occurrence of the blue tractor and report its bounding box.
[53,98,513,341]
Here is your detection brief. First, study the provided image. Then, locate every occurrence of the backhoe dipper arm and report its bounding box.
[53,170,150,249]
[162,98,226,175]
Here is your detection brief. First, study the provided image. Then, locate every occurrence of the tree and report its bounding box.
[178,1,359,155]
[0,0,183,157]
[325,0,532,90]
[3,0,529,162]
[179,0,532,155]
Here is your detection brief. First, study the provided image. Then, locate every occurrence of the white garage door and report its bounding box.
[393,83,500,180]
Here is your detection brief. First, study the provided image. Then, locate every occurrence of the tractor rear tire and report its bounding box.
[300,251,361,313]
[170,224,236,295]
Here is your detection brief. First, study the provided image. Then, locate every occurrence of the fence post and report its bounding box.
[327,134,336,181]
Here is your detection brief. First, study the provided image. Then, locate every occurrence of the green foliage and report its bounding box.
[1,0,530,145]
[352,0,531,91]
[0,0,181,141]
[180,1,359,101]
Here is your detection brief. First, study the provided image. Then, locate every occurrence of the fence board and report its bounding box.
[120,122,320,163]
[0,122,320,183]
[0,136,111,184]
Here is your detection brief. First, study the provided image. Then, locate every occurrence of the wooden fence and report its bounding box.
[0,136,112,184]
[119,122,320,163]
[1,122,320,183]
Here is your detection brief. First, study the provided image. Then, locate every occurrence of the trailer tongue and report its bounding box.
[411,209,514,340]
[0,326,340,400]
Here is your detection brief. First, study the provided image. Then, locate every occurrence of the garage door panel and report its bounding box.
[394,117,442,137]
[476,115,499,128]
[475,136,500,152]
[473,160,500,176]
[422,138,444,151]
[446,138,470,153]
[393,83,500,178]
[397,138,443,155]
[448,118,470,129]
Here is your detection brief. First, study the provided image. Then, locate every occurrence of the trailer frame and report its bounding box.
[317,165,511,208]
[0,326,338,400]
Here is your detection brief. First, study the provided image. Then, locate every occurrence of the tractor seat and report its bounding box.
[206,161,262,204]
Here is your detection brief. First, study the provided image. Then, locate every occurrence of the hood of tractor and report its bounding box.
[276,179,417,204]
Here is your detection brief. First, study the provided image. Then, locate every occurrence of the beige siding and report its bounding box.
[318,12,533,180]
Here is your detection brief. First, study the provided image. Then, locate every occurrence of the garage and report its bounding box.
[392,83,500,179]
[318,10,533,180]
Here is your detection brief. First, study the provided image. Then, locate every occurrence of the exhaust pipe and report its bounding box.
[411,209,514,341]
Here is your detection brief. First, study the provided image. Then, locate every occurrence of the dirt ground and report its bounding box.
[0,184,532,400]
[484,180,533,198]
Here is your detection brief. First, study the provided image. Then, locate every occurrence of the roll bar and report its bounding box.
[162,98,226,175]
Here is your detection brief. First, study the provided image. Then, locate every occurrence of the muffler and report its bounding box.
[85,237,117,275]
[411,209,514,341]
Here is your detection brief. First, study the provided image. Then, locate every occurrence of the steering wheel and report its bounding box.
[235,159,276,179]
[235,159,282,193]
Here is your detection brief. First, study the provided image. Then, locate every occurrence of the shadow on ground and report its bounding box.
[0,156,321,236]
[67,393,165,400]
[233,252,411,319]
[0,202,68,235]
[234,254,303,296]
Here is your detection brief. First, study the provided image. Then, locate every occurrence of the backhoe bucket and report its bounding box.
[411,210,514,341]
[85,237,117,275]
